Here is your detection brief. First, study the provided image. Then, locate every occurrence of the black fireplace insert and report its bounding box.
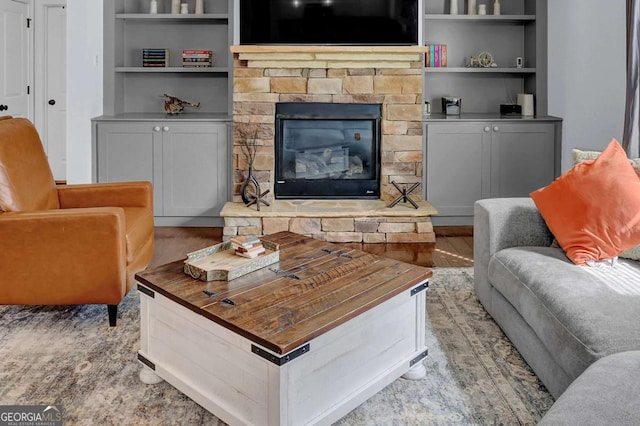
[275,102,381,199]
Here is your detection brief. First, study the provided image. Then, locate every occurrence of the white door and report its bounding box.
[0,0,30,118]
[35,1,66,180]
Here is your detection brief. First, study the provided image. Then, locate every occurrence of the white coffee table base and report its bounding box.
[137,279,428,426]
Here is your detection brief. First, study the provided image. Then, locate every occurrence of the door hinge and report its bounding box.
[26,18,31,28]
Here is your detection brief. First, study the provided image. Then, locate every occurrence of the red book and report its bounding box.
[182,49,212,55]
[440,45,447,67]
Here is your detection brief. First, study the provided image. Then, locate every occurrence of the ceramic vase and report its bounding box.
[493,0,501,15]
[449,0,458,15]
[468,0,476,15]
[171,0,180,14]
[195,0,204,14]
[241,167,259,205]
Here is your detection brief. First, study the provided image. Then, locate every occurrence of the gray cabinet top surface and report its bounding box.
[425,113,562,123]
[93,113,232,122]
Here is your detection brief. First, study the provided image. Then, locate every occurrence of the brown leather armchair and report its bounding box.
[0,116,154,326]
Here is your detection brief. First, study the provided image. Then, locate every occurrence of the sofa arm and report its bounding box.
[0,208,128,305]
[57,181,153,210]
[473,198,554,313]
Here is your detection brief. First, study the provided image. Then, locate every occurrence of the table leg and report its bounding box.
[140,366,163,384]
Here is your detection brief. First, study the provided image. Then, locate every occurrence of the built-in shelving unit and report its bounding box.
[423,1,562,226]
[95,0,234,226]
[103,0,234,116]
[423,0,546,115]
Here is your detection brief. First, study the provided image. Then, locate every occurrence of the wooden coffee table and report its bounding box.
[135,231,432,426]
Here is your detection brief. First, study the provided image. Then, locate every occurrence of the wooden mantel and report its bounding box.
[230,45,428,53]
[231,45,427,69]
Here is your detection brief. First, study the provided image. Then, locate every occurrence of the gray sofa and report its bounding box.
[473,198,640,402]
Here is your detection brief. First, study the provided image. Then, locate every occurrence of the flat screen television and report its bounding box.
[239,0,419,45]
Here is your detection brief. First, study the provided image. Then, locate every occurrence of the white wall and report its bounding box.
[66,0,102,183]
[547,1,632,171]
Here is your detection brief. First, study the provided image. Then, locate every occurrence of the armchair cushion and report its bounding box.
[0,117,59,212]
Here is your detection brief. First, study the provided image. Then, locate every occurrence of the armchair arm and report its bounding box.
[0,208,128,305]
[57,181,153,210]
[473,198,554,313]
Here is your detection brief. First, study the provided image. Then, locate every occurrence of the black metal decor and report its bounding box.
[239,128,270,210]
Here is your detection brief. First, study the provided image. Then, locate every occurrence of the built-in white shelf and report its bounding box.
[424,67,536,73]
[115,67,230,73]
[424,14,535,22]
[115,13,229,20]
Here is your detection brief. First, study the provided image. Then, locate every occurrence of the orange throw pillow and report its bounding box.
[530,139,640,265]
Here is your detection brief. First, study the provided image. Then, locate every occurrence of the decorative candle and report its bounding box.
[468,0,477,15]
[195,0,204,14]
[171,0,180,14]
[449,0,458,15]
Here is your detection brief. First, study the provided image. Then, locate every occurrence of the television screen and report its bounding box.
[239,0,419,45]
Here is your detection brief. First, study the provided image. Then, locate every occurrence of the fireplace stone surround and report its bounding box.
[221,45,436,243]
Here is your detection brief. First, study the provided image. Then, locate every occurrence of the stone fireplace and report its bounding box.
[221,45,436,243]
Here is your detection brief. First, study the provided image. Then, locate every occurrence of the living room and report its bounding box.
[1,0,639,425]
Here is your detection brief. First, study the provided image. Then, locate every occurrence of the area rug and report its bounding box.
[0,268,554,425]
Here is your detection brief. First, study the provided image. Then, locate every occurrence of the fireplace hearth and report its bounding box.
[275,102,381,199]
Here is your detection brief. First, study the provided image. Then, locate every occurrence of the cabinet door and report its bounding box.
[426,123,491,217]
[96,122,163,214]
[161,122,229,217]
[490,123,555,197]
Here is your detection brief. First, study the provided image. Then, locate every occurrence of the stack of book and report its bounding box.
[142,48,169,67]
[425,44,447,68]
[230,235,265,259]
[182,49,212,67]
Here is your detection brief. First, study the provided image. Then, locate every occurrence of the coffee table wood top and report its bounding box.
[136,231,432,355]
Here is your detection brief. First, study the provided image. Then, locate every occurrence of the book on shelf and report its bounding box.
[182,49,212,67]
[142,48,169,67]
[425,44,447,68]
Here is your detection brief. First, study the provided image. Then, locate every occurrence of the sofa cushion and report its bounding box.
[572,147,640,261]
[488,246,640,382]
[538,351,640,425]
[530,139,640,265]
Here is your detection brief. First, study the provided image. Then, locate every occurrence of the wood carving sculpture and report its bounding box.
[163,93,200,115]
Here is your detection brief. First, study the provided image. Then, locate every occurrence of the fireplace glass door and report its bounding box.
[275,103,381,199]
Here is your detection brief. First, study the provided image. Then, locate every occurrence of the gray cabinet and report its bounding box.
[426,120,558,225]
[94,118,230,226]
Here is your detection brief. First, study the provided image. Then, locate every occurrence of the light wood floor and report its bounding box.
[150,226,473,269]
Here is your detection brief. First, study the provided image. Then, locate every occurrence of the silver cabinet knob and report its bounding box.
[493,126,499,132]
[163,126,169,132]
[484,126,490,132]
[153,126,161,132]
